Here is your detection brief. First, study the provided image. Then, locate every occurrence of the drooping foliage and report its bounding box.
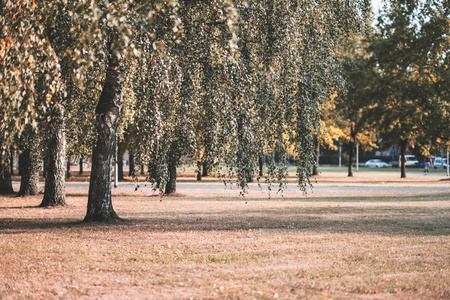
[1,0,369,219]
[130,0,371,194]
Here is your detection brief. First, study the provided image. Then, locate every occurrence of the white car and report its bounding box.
[433,157,448,169]
[364,159,389,168]
[398,155,418,167]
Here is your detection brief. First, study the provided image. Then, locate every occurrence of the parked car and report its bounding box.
[409,161,425,168]
[352,162,366,167]
[364,159,389,168]
[398,155,418,167]
[389,161,399,168]
[432,157,448,169]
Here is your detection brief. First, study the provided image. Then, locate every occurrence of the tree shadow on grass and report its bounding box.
[181,193,450,202]
[0,206,41,209]
[1,204,448,236]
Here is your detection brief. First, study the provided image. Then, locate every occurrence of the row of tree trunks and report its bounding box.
[66,157,90,178]
[196,161,211,181]
[84,33,124,222]
[40,101,66,207]
[196,156,265,183]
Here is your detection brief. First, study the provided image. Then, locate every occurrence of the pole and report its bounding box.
[447,150,449,177]
[114,136,118,188]
[338,138,342,168]
[356,144,359,172]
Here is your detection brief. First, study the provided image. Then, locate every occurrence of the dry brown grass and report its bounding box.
[0,187,449,299]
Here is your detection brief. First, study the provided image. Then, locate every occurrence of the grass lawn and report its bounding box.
[316,166,449,174]
[175,165,450,175]
[0,190,449,299]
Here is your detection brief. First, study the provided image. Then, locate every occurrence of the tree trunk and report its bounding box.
[17,127,40,197]
[0,144,14,194]
[348,141,354,177]
[79,157,83,175]
[40,102,66,207]
[66,159,71,179]
[400,138,407,179]
[202,161,208,177]
[197,161,202,181]
[165,159,177,194]
[84,35,124,222]
[118,156,124,181]
[259,156,264,177]
[129,152,135,177]
[347,124,356,177]
[312,136,320,176]
[18,153,22,176]
[10,146,14,176]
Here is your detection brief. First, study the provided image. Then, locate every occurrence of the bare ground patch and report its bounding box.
[0,191,449,299]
